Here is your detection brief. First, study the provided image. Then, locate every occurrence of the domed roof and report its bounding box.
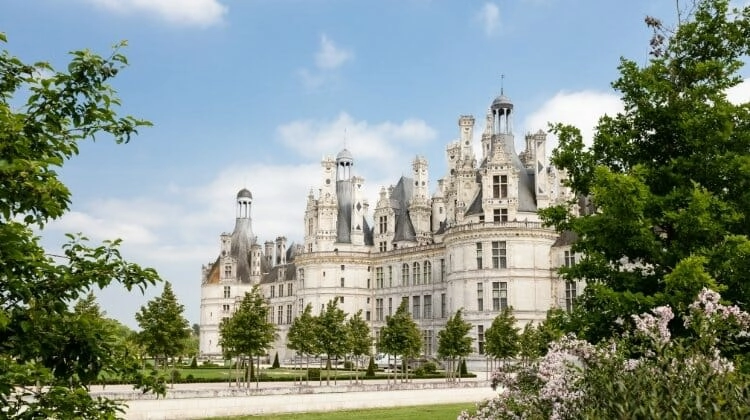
[237,188,253,199]
[491,94,513,110]
[336,148,354,161]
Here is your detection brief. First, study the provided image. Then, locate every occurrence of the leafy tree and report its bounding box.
[346,309,372,383]
[286,303,319,383]
[437,308,473,382]
[379,299,422,382]
[540,0,750,343]
[219,285,276,388]
[135,281,190,370]
[485,307,520,366]
[314,298,348,385]
[192,323,200,337]
[518,323,542,366]
[0,34,162,418]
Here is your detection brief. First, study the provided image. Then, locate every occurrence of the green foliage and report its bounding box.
[219,285,277,361]
[379,299,423,381]
[485,307,520,361]
[437,308,473,381]
[272,353,280,369]
[366,355,376,377]
[135,281,190,368]
[0,34,162,418]
[287,303,319,358]
[346,309,372,360]
[458,359,468,376]
[190,357,198,368]
[314,298,348,384]
[307,368,321,380]
[541,0,750,342]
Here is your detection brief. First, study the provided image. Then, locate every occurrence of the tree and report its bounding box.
[437,308,473,382]
[0,34,162,418]
[314,298,348,385]
[379,299,422,383]
[540,0,750,343]
[286,303,319,383]
[219,285,276,388]
[135,281,190,370]
[346,309,372,383]
[192,323,200,337]
[485,307,520,366]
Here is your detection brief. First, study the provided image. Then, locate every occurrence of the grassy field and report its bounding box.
[210,403,474,419]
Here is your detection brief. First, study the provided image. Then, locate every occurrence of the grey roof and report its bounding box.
[490,133,537,212]
[237,188,253,199]
[260,262,297,284]
[465,187,484,216]
[391,177,417,242]
[552,230,578,247]
[336,148,354,162]
[491,94,513,110]
[229,217,256,283]
[363,218,374,246]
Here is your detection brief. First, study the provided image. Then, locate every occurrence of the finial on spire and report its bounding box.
[501,74,505,95]
[343,127,347,149]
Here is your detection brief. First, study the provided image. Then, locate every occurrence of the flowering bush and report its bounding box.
[459,289,750,420]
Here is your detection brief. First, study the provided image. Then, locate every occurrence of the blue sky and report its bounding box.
[2,0,748,328]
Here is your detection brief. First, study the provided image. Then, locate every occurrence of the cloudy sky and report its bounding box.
[2,0,748,328]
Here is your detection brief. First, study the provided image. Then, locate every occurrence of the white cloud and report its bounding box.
[50,210,158,245]
[727,78,750,105]
[315,35,353,70]
[523,90,623,153]
[83,0,228,27]
[299,34,353,90]
[476,3,500,36]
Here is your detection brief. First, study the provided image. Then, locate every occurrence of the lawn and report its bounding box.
[209,403,474,419]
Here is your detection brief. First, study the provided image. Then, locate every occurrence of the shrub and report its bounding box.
[366,356,376,377]
[343,360,354,370]
[272,353,280,369]
[422,361,437,374]
[190,357,198,368]
[307,368,321,380]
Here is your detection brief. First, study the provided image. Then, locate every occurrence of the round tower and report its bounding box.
[236,188,253,219]
[491,94,513,135]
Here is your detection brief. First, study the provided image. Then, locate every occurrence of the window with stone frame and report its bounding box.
[376,298,384,321]
[492,241,507,269]
[492,282,508,310]
[565,281,577,312]
[424,261,432,284]
[402,263,409,286]
[412,295,421,319]
[423,294,432,319]
[476,242,483,269]
[223,286,231,299]
[413,262,421,285]
[477,282,484,311]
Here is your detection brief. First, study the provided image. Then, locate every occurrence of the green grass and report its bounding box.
[209,403,474,419]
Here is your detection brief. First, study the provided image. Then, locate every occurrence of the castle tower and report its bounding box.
[409,156,431,243]
[533,130,550,208]
[458,115,475,160]
[336,148,354,244]
[230,188,257,283]
[264,241,274,267]
[275,236,287,265]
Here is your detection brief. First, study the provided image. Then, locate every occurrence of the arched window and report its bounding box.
[413,262,421,285]
[424,261,432,284]
[402,263,409,286]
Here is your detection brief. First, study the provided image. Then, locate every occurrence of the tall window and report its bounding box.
[565,281,577,312]
[376,298,384,321]
[423,329,434,355]
[492,282,508,310]
[478,325,485,354]
[424,294,432,319]
[379,241,387,252]
[270,285,275,298]
[223,286,231,299]
[279,284,284,297]
[286,304,292,324]
[388,297,393,316]
[298,269,304,288]
[340,277,345,287]
[564,250,576,267]
[476,242,483,269]
[376,267,384,288]
[388,266,393,287]
[413,296,421,319]
[492,175,500,198]
[224,264,232,278]
[277,305,283,325]
[500,175,508,197]
[492,241,507,269]
[222,304,230,312]
[287,283,293,296]
[477,282,484,311]
[379,215,388,234]
[424,261,432,284]
[413,262,421,285]
[402,264,409,286]
[440,259,445,282]
[441,293,446,318]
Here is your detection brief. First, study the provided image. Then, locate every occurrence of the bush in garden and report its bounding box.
[366,356,376,378]
[460,288,750,420]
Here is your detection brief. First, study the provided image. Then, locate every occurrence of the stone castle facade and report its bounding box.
[199,93,581,359]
